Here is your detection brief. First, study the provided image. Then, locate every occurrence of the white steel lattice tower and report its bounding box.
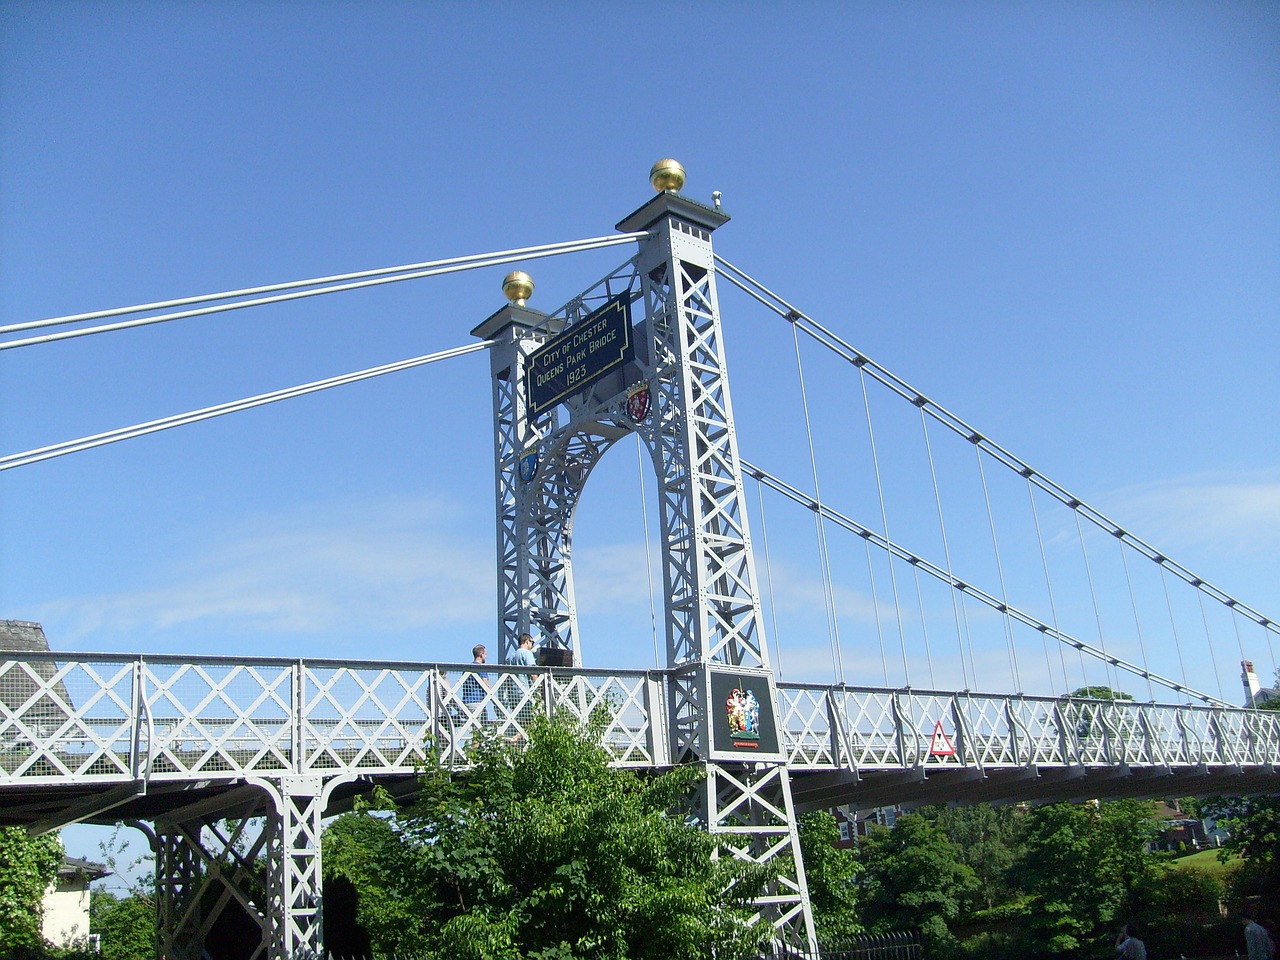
[474,165,817,948]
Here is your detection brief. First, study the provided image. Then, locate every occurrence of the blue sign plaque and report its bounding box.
[526,294,634,418]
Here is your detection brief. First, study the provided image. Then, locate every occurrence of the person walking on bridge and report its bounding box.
[504,633,540,728]
[508,633,537,668]
[461,643,492,724]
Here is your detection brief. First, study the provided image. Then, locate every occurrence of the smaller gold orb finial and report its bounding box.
[650,158,686,193]
[502,271,534,306]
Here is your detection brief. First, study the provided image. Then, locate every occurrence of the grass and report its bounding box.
[1167,846,1240,878]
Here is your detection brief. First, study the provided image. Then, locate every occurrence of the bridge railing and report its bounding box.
[776,683,1280,772]
[0,653,663,786]
[4,653,1279,790]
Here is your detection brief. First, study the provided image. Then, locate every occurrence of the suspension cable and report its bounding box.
[910,560,937,688]
[790,321,845,683]
[864,521,892,686]
[857,361,911,686]
[1195,588,1227,704]
[920,406,975,690]
[1,341,491,470]
[743,458,1229,705]
[1159,562,1192,702]
[975,445,1022,693]
[1230,603,1250,699]
[1,233,648,350]
[635,436,661,669]
[714,255,1280,649]
[1118,537,1157,701]
[753,479,786,681]
[1075,508,1116,693]
[1027,479,1070,694]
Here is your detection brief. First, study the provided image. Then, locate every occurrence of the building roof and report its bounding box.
[57,856,111,882]
[1249,688,1280,708]
[0,619,73,720]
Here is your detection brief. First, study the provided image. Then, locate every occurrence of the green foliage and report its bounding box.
[924,804,1026,912]
[0,826,62,953]
[1067,686,1134,700]
[88,891,155,960]
[1129,866,1232,959]
[1201,794,1280,903]
[324,712,772,960]
[1012,800,1158,957]
[857,813,978,954]
[795,812,862,941]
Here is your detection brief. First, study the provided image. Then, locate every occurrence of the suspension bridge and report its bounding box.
[2,161,1277,958]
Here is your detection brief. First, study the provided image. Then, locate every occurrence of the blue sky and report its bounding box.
[2,1,1278,872]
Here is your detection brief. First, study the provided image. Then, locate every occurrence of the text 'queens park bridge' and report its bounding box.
[3,161,1278,959]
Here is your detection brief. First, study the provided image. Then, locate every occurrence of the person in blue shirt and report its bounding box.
[460,644,492,723]
[504,633,540,728]
[509,633,537,668]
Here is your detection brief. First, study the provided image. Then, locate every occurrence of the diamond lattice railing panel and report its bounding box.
[546,672,655,765]
[1006,698,1067,766]
[301,665,433,773]
[837,690,903,767]
[1246,711,1280,763]
[1145,705,1186,765]
[144,661,294,776]
[1108,703,1152,765]
[0,658,137,780]
[896,693,967,767]
[1218,708,1280,765]
[953,695,1018,767]
[1064,699,1116,765]
[778,686,837,768]
[1175,707,1217,765]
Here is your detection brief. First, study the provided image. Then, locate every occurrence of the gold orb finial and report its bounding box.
[502,271,534,306]
[650,158,686,193]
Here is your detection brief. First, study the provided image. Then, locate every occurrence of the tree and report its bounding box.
[924,804,1026,912]
[1200,794,1280,905]
[0,826,62,954]
[857,813,978,954]
[1013,800,1158,957]
[794,812,862,942]
[324,712,773,960]
[1067,687,1133,700]
[89,891,155,960]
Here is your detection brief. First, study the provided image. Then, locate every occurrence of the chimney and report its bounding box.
[1242,660,1262,706]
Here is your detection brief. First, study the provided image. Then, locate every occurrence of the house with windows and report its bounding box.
[43,855,111,949]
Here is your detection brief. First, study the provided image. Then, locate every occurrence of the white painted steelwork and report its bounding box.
[5,654,1278,788]
[475,188,816,948]
[5,652,1279,957]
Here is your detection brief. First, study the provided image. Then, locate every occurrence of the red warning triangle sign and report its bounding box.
[930,720,956,756]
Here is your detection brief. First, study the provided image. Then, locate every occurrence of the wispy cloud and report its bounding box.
[1100,470,1280,558]
[39,493,494,650]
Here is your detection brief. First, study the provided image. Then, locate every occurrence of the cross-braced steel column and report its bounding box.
[152,779,326,960]
[474,166,816,949]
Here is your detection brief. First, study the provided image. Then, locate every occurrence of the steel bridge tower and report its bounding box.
[473,160,817,948]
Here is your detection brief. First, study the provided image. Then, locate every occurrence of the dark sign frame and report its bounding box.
[709,667,782,759]
[526,294,634,418]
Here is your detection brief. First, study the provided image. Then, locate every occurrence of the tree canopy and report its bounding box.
[856,813,978,954]
[1012,800,1158,957]
[794,812,862,942]
[324,712,773,960]
[1201,794,1280,904]
[0,826,62,954]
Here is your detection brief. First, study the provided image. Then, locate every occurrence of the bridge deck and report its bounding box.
[3,653,1277,827]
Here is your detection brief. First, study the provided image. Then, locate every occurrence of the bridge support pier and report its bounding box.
[153,778,327,960]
